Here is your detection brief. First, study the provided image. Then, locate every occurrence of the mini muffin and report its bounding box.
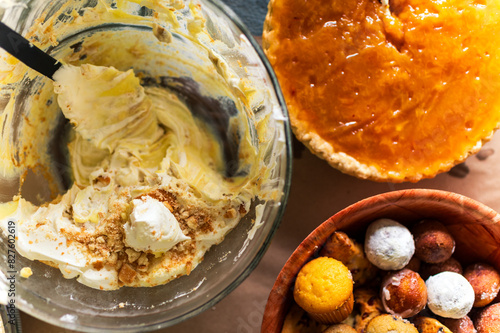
[464,263,500,307]
[294,257,354,324]
[412,220,455,264]
[365,314,418,333]
[419,257,463,280]
[475,303,500,333]
[441,316,476,333]
[413,316,452,333]
[319,231,378,285]
[426,271,475,318]
[323,324,357,333]
[353,287,384,332]
[364,219,415,270]
[380,269,427,318]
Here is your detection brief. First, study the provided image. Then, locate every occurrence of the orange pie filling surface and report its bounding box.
[264,0,500,181]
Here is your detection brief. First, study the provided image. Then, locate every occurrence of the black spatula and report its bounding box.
[0,21,62,80]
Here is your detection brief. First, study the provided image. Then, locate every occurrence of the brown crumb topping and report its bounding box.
[47,179,242,287]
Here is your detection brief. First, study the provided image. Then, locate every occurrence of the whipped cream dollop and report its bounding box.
[124,197,190,253]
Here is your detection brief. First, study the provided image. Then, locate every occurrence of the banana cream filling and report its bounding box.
[0,1,282,290]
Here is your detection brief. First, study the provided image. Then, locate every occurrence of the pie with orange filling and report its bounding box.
[263,0,500,182]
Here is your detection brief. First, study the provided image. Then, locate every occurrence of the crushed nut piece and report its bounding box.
[107,252,118,265]
[137,253,149,267]
[180,210,190,219]
[163,201,173,212]
[224,208,237,219]
[118,263,137,284]
[186,216,198,229]
[125,248,141,263]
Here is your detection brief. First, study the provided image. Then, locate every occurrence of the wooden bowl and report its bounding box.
[261,189,500,333]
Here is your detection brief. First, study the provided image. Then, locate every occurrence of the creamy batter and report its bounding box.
[0,0,283,290]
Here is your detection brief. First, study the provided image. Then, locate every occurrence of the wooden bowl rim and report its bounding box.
[261,188,500,333]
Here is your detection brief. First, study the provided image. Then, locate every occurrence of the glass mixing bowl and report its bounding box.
[0,0,292,331]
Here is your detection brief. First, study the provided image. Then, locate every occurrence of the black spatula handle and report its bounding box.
[0,22,62,80]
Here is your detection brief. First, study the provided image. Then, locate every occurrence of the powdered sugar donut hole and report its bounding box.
[426,271,475,319]
[364,218,415,270]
